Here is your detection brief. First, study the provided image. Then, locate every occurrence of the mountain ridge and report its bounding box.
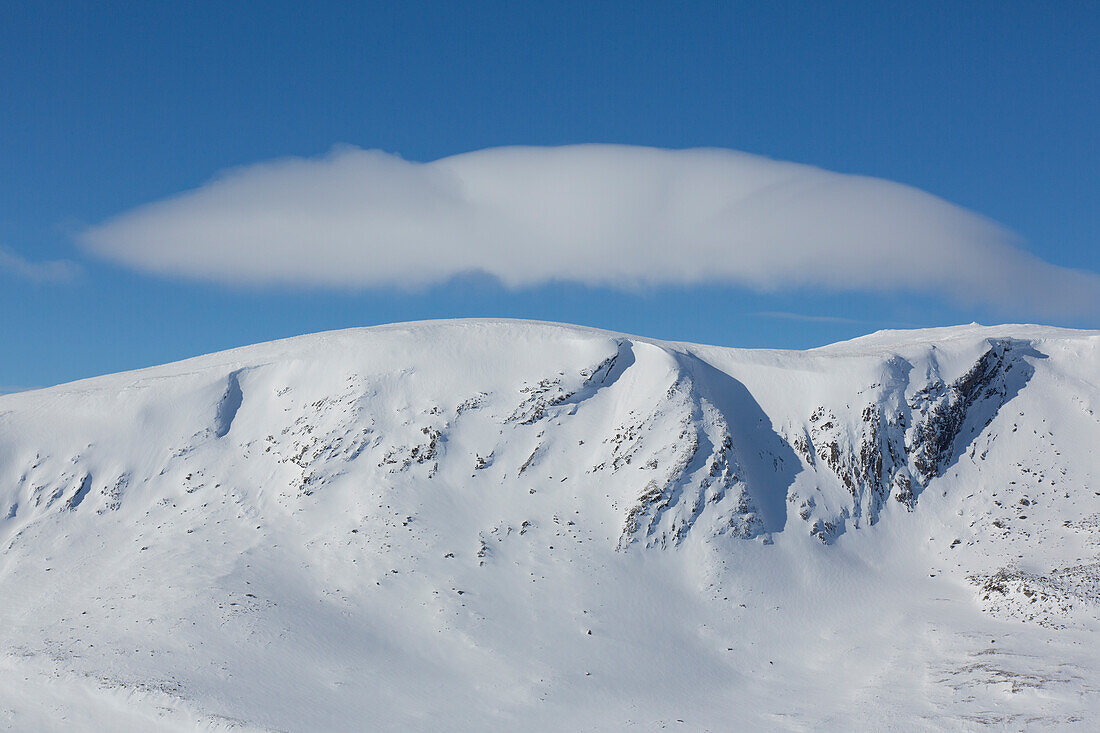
[5,317,1096,403]
[1,319,1098,730]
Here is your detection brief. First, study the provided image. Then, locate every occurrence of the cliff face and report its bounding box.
[774,338,1043,542]
[0,320,1097,730]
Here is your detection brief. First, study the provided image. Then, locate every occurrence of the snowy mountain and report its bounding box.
[1,319,1098,731]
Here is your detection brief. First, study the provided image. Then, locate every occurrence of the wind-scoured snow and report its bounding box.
[1,319,1098,731]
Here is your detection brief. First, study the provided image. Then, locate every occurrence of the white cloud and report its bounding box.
[80,144,1099,316]
[0,246,79,283]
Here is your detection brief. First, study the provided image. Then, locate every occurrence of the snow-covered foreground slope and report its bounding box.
[1,319,1098,731]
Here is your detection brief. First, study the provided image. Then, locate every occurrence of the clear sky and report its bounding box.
[2,1,1098,390]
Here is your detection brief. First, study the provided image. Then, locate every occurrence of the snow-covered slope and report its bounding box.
[1,319,1098,731]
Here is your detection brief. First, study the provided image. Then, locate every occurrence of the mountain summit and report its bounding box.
[2,319,1098,730]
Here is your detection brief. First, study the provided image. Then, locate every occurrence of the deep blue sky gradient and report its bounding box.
[2,1,1097,388]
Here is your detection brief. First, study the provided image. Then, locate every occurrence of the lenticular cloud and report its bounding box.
[81,144,1099,315]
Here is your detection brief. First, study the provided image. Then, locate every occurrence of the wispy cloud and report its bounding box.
[0,245,80,283]
[755,311,863,324]
[80,144,1100,317]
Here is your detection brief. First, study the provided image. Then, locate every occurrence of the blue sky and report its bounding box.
[2,1,1098,389]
